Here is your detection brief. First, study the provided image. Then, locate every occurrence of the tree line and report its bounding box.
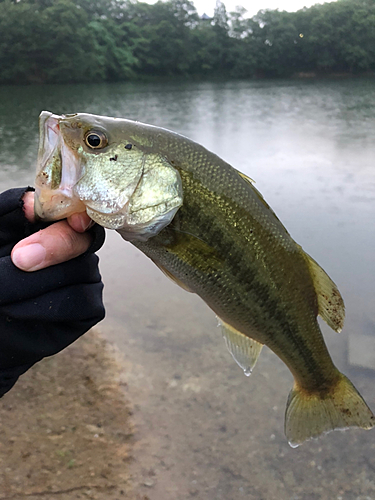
[0,0,374,84]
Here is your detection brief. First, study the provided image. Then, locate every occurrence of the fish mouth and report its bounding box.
[34,111,86,221]
[85,205,130,230]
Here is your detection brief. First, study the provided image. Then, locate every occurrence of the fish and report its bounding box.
[34,110,375,447]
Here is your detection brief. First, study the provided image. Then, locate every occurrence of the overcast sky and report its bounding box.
[145,0,333,17]
[202,0,332,16]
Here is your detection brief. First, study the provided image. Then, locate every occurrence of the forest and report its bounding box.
[1,0,374,84]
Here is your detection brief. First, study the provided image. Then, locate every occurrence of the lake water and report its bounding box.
[1,78,374,499]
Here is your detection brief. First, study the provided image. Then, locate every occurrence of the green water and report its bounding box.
[1,78,375,499]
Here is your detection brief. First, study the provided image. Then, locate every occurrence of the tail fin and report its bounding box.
[285,373,375,447]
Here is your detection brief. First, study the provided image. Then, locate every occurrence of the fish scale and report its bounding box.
[134,165,330,386]
[34,111,375,446]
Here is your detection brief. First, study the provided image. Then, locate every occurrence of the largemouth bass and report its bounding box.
[34,111,375,447]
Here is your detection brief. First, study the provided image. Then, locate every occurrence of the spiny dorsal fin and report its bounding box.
[303,250,345,332]
[237,170,256,185]
[237,169,291,234]
[218,318,263,376]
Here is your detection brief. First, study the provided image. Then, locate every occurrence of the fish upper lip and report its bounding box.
[37,112,61,173]
[39,111,62,149]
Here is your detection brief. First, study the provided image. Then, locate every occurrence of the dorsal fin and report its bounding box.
[218,317,263,376]
[237,169,291,234]
[237,170,256,185]
[303,251,345,332]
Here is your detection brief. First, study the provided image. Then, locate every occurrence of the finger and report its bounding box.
[67,211,93,233]
[11,220,92,272]
[22,191,35,223]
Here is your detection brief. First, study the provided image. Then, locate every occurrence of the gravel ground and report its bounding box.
[0,329,143,500]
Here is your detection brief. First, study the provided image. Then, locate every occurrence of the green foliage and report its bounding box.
[0,0,374,84]
[88,19,138,80]
[124,0,198,76]
[293,0,375,74]
[0,0,133,83]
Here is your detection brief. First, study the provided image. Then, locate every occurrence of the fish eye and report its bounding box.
[84,130,108,149]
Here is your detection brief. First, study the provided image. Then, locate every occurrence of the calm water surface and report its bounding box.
[1,78,374,499]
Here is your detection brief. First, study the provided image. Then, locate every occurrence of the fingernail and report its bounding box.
[76,215,89,232]
[71,213,92,232]
[12,243,47,271]
[83,219,94,231]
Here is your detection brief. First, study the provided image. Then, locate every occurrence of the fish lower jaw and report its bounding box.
[86,207,127,230]
[34,188,86,221]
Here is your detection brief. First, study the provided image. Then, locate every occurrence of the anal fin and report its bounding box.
[218,318,263,376]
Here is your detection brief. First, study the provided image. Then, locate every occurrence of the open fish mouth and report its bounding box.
[34,111,87,221]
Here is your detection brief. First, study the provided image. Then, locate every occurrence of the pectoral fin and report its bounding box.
[152,261,194,293]
[303,251,345,332]
[218,318,263,376]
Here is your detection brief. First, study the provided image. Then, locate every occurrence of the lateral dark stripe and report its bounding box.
[171,178,326,385]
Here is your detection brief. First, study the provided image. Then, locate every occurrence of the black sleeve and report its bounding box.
[0,187,106,397]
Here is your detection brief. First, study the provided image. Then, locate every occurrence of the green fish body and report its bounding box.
[34,111,375,446]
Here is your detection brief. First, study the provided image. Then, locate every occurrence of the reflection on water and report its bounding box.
[1,78,374,499]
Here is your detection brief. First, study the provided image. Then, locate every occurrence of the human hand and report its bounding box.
[0,187,105,397]
[11,192,93,272]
